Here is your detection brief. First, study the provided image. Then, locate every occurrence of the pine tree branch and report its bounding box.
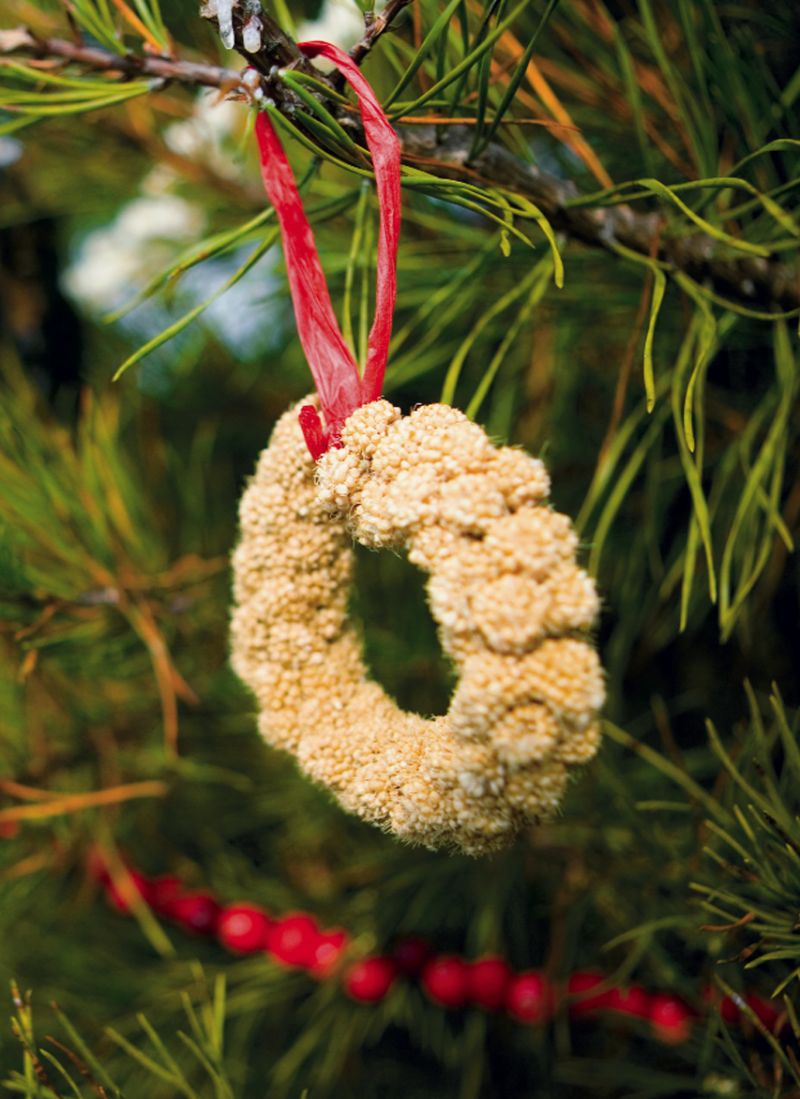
[401,125,800,314]
[0,26,242,91]
[347,0,414,69]
[199,3,318,81]
[1,26,797,312]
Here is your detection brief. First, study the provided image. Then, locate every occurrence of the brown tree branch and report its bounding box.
[347,0,414,69]
[400,125,800,313]
[1,26,797,312]
[0,26,242,91]
[199,3,318,82]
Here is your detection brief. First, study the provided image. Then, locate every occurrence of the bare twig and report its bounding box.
[1,25,797,311]
[348,0,414,68]
[0,26,242,91]
[0,780,168,822]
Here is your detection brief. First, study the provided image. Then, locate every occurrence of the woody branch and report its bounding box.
[0,19,797,313]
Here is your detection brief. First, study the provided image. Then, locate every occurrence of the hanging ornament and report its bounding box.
[230,42,604,855]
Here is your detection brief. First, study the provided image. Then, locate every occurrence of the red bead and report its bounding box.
[568,971,612,1017]
[105,869,151,914]
[606,984,650,1019]
[86,846,112,885]
[422,956,470,1009]
[344,956,397,1003]
[702,984,740,1024]
[391,935,432,977]
[467,957,513,1012]
[218,904,272,954]
[745,993,780,1030]
[165,891,220,935]
[149,875,183,914]
[309,929,350,977]
[648,994,693,1044]
[506,970,554,1024]
[267,913,320,968]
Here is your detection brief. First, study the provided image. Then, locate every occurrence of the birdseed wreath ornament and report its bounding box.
[231,42,605,855]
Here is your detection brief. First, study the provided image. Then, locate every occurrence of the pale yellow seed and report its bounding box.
[231,399,604,854]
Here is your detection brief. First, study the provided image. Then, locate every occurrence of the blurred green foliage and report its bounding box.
[0,0,799,1095]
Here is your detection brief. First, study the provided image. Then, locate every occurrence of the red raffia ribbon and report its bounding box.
[255,41,401,459]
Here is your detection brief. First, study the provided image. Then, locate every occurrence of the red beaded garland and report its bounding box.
[745,992,780,1031]
[702,985,741,1025]
[422,955,470,1009]
[92,857,777,1045]
[506,970,554,1024]
[467,957,513,1012]
[218,904,272,954]
[164,891,221,935]
[344,956,397,1003]
[720,996,741,1024]
[391,935,433,977]
[105,869,151,914]
[86,846,112,886]
[148,874,183,914]
[267,913,320,967]
[606,984,650,1019]
[647,994,693,1044]
[309,929,350,976]
[567,971,613,1017]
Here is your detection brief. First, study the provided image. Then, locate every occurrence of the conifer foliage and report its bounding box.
[1,1,799,1096]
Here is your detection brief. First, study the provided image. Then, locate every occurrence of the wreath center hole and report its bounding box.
[350,541,455,717]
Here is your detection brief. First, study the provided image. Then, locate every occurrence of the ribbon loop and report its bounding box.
[255,41,401,457]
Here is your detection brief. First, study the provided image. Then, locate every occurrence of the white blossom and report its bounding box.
[297,0,378,54]
[63,195,204,312]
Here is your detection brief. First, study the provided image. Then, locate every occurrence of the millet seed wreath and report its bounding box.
[231,398,604,855]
